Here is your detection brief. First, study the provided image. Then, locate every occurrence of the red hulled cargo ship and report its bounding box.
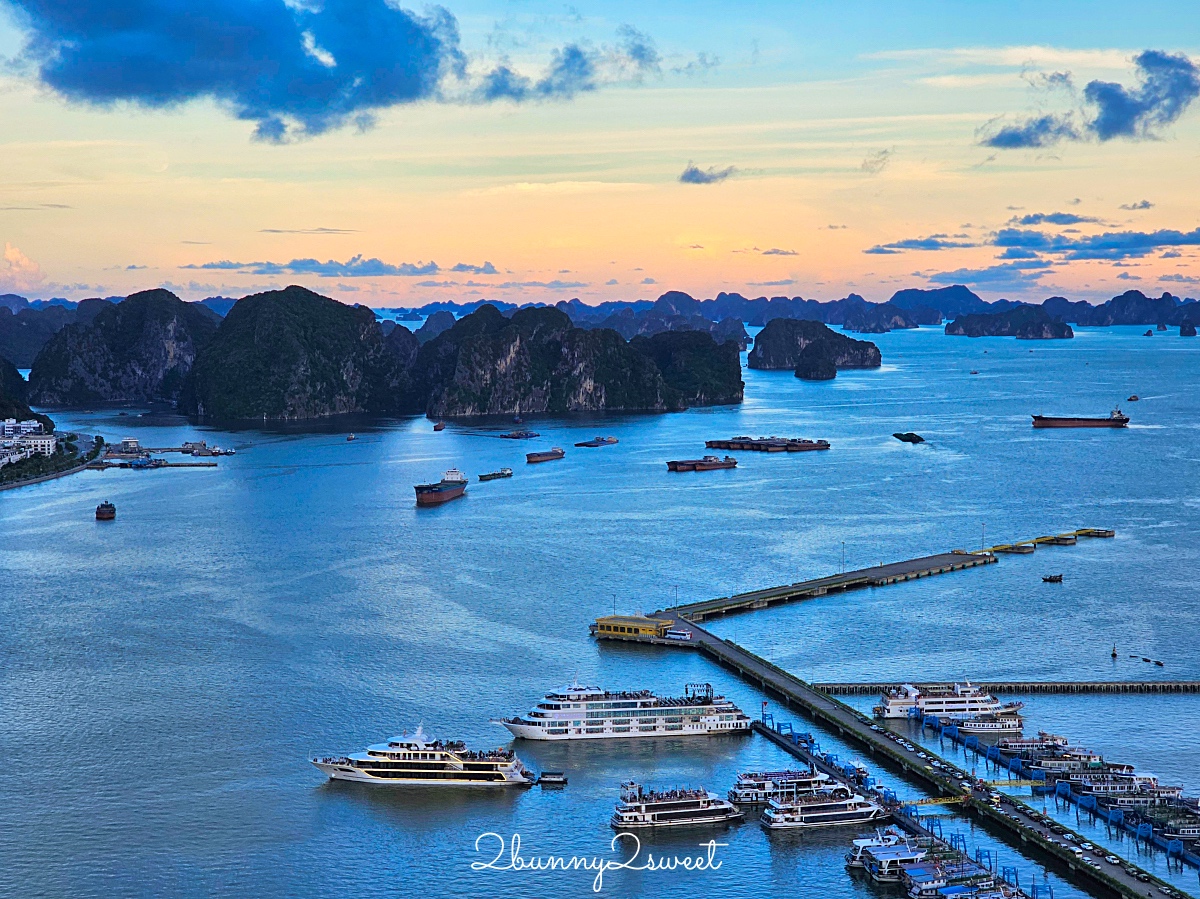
[414,469,468,505]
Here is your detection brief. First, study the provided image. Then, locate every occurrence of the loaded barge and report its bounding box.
[706,436,830,452]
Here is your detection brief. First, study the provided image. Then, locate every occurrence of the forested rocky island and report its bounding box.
[24,287,743,421]
[945,306,1073,339]
[747,319,882,380]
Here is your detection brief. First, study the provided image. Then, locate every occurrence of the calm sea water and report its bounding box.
[2,325,1198,899]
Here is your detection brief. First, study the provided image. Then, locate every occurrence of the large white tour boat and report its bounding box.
[760,785,886,830]
[499,681,750,740]
[874,681,1022,721]
[728,768,832,804]
[610,781,743,829]
[311,725,534,786]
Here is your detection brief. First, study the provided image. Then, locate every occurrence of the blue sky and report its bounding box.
[1,1,1198,305]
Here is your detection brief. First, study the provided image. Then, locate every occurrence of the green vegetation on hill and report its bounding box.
[186,285,403,419]
[630,330,744,406]
[747,318,882,380]
[30,289,218,404]
[422,305,679,417]
[0,356,53,431]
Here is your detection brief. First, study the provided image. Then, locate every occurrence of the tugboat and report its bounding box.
[414,469,468,505]
[526,447,565,463]
[610,781,743,829]
[95,501,116,521]
[1032,407,1129,428]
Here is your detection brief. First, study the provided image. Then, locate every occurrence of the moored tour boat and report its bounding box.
[311,725,533,787]
[499,681,750,740]
[610,781,743,829]
[728,768,831,804]
[760,785,886,830]
[526,447,565,463]
[845,828,908,869]
[414,468,468,505]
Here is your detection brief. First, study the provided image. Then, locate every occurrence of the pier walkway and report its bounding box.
[665,616,1179,899]
[661,552,996,621]
[815,681,1200,695]
[658,528,1113,622]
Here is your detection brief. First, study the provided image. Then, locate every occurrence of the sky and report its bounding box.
[1,1,1199,307]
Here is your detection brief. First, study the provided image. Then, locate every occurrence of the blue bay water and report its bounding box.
[1,325,1198,898]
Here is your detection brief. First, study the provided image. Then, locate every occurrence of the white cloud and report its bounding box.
[1,242,45,293]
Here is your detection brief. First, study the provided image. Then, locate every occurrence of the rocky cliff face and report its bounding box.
[424,306,680,417]
[842,302,923,334]
[0,356,52,430]
[186,286,405,420]
[415,310,456,344]
[1181,319,1197,337]
[29,290,219,405]
[945,306,1073,339]
[747,319,881,379]
[630,330,744,405]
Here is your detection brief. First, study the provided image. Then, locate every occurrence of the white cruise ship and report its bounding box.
[729,768,831,804]
[311,725,534,786]
[874,682,1022,721]
[760,785,886,829]
[611,781,743,829]
[499,681,750,740]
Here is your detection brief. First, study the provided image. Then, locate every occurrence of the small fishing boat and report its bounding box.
[478,468,513,481]
[1042,574,1063,583]
[1128,395,1139,402]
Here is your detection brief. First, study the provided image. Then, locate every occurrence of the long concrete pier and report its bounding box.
[661,616,1176,899]
[661,552,996,621]
[658,528,1114,622]
[816,681,1200,695]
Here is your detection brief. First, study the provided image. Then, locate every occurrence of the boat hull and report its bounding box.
[414,484,466,505]
[311,760,530,786]
[610,812,743,829]
[1032,416,1128,428]
[526,452,564,463]
[501,719,749,740]
[761,809,886,830]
